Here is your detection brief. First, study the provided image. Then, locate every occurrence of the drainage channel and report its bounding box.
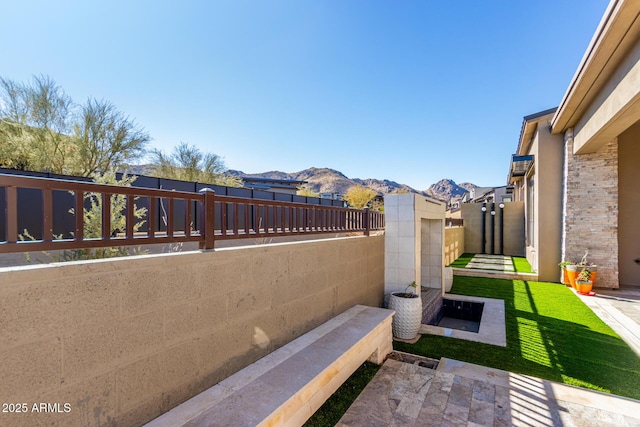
[387,350,439,369]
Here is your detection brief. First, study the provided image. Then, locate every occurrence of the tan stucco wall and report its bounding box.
[461,202,524,257]
[0,236,384,427]
[530,124,564,282]
[618,121,640,286]
[444,227,464,266]
[573,30,640,154]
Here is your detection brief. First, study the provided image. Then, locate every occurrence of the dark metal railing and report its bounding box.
[0,173,384,253]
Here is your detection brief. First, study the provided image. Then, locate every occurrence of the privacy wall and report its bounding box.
[0,236,384,426]
[461,202,525,257]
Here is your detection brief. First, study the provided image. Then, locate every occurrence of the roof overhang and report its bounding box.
[508,155,534,182]
[551,0,640,135]
[508,108,555,184]
[515,108,558,156]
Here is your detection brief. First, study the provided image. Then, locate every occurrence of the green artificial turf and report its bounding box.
[304,361,380,427]
[395,276,640,399]
[512,256,533,273]
[448,253,474,268]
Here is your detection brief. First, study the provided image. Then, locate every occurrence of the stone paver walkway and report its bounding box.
[465,254,514,272]
[577,286,640,357]
[337,358,640,426]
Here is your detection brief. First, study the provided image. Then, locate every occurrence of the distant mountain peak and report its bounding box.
[229,167,477,202]
[425,179,475,202]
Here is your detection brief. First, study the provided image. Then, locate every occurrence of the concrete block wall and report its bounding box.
[564,137,619,288]
[444,227,464,266]
[0,236,384,426]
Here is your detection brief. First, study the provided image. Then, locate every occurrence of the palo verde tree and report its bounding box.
[74,98,149,176]
[296,184,320,197]
[343,185,379,209]
[0,75,73,172]
[0,75,150,176]
[150,142,243,187]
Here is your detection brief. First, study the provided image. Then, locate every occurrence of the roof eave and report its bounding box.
[551,0,640,133]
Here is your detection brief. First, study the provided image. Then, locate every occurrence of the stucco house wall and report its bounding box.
[532,119,565,282]
[618,121,640,286]
[552,0,640,288]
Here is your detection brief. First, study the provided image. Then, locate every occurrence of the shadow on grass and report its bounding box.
[394,276,640,399]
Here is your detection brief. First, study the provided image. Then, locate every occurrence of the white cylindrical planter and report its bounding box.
[444,267,453,293]
[389,293,422,339]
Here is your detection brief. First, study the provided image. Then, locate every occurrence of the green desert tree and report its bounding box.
[0,75,73,173]
[73,98,150,176]
[296,184,320,197]
[150,142,242,187]
[343,185,378,209]
[0,75,150,176]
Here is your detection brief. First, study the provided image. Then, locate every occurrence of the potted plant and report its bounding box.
[576,250,597,288]
[444,267,453,293]
[389,281,422,340]
[558,261,574,286]
[564,251,598,288]
[575,268,593,295]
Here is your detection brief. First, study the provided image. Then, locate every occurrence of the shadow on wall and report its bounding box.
[445,227,465,266]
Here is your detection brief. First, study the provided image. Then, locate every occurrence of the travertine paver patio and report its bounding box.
[465,254,514,272]
[337,357,640,426]
[576,286,640,357]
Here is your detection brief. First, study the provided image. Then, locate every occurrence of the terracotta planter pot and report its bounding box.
[585,266,597,287]
[389,293,422,340]
[566,265,579,288]
[575,280,593,295]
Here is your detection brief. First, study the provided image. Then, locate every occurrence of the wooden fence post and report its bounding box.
[364,207,370,236]
[199,188,215,250]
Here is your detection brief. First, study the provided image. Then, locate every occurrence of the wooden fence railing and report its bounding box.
[0,173,384,254]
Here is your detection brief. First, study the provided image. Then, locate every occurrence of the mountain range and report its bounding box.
[229,167,477,202]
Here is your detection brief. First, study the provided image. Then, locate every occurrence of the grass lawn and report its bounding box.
[395,276,640,399]
[512,256,533,273]
[304,361,380,426]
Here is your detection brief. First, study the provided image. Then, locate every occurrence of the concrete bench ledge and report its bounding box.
[144,305,394,427]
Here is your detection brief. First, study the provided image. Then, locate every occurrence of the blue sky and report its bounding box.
[1,0,608,190]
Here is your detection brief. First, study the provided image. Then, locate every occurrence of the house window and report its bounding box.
[527,176,534,246]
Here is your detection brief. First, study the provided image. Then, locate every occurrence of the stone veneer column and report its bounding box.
[563,132,619,288]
